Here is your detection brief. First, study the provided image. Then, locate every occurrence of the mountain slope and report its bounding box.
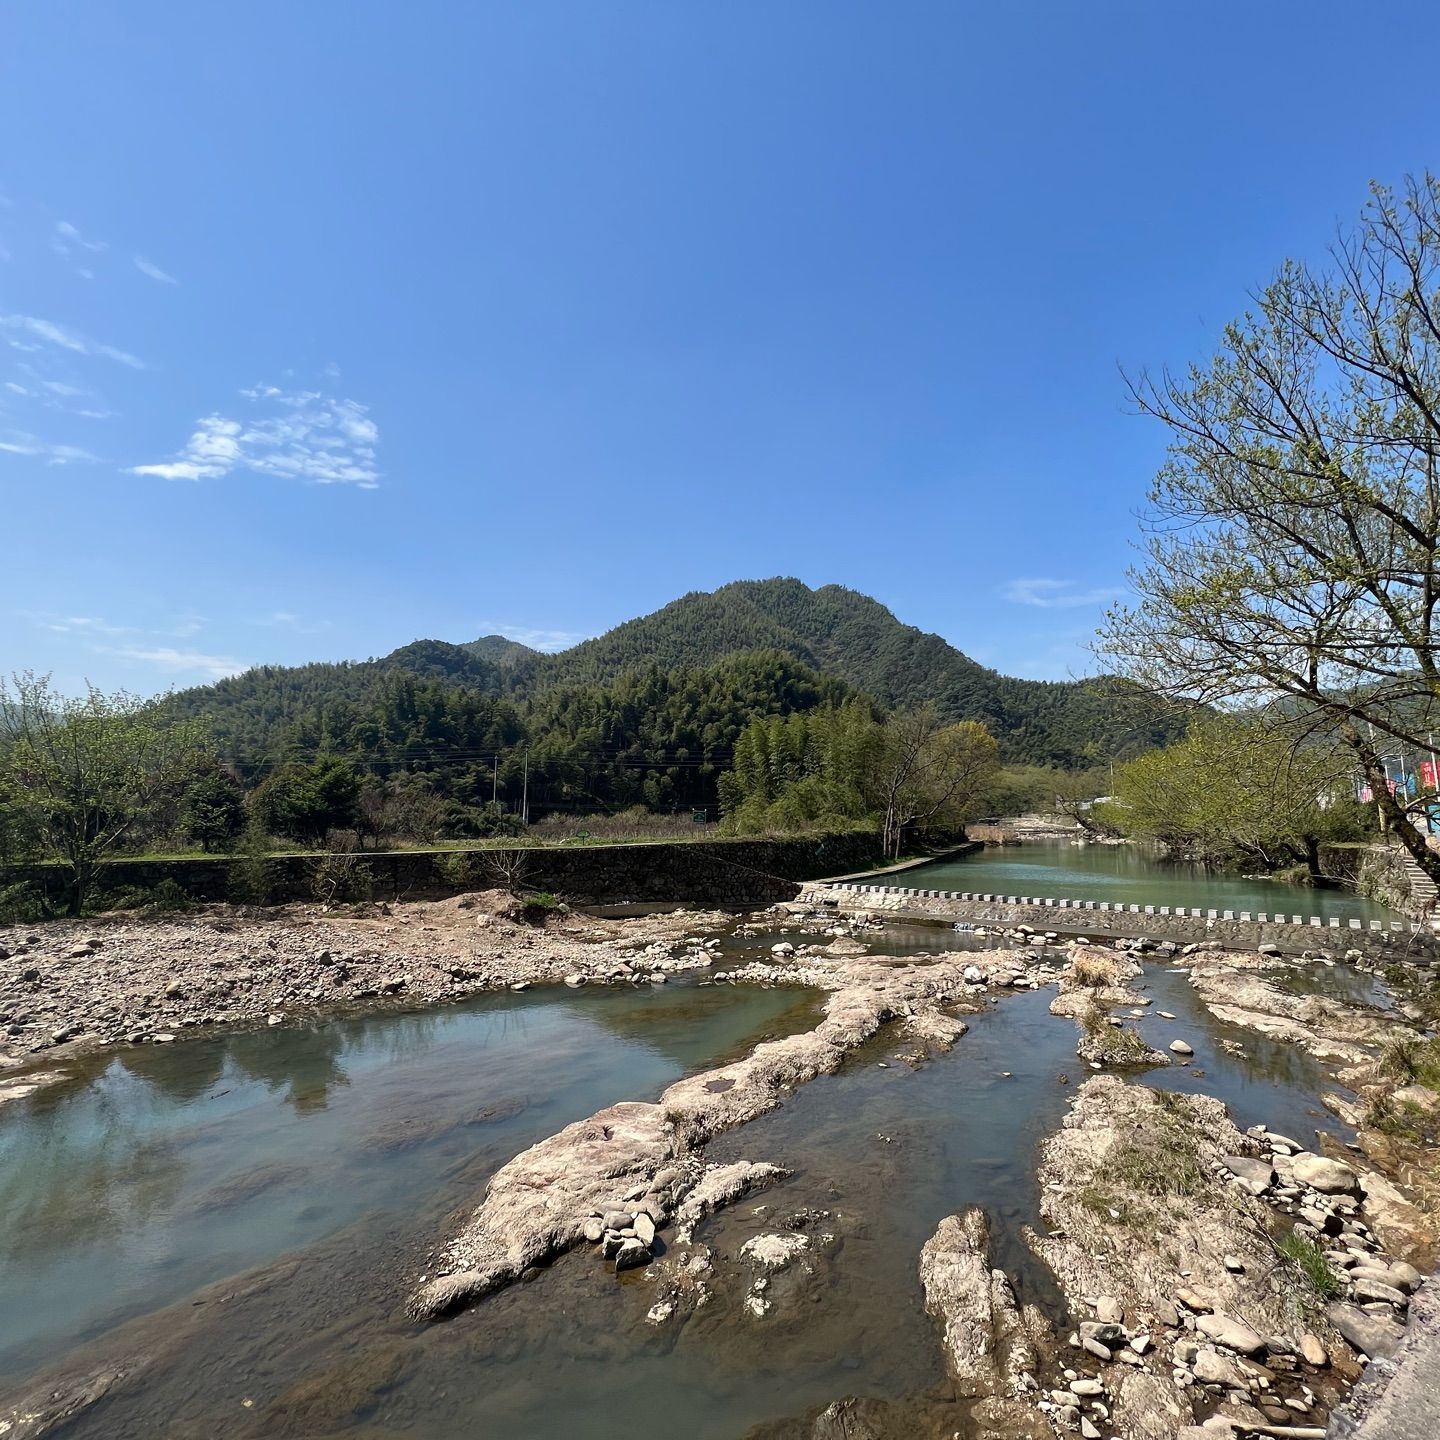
[169,578,1183,773]
[523,579,1182,766]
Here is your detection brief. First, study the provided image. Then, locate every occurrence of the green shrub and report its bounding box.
[145,877,195,912]
[512,890,565,925]
[1276,1232,1345,1301]
[436,852,476,889]
[0,881,50,925]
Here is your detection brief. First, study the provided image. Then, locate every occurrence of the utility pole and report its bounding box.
[492,755,498,807]
[521,747,529,825]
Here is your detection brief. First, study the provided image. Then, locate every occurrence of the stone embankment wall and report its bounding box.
[5,831,886,911]
[805,881,1440,961]
[1330,843,1440,923]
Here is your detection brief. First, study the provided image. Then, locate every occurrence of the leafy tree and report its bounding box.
[1101,718,1371,876]
[0,672,211,913]
[357,772,448,847]
[249,757,361,844]
[719,700,1000,853]
[231,813,276,906]
[180,759,247,852]
[1099,175,1440,884]
[876,710,1001,859]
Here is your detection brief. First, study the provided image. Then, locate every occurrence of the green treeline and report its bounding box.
[163,649,852,834]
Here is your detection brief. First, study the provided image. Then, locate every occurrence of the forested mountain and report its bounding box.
[165,579,1184,822]
[528,580,1183,764]
[167,649,855,822]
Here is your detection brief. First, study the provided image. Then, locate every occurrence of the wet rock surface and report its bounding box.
[919,1206,1049,1415]
[1188,962,1407,1064]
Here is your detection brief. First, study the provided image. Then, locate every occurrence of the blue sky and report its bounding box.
[4,2,1438,696]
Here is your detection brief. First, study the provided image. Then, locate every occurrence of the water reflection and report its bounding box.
[0,954,1376,1437]
[225,1027,352,1114]
[0,980,820,1383]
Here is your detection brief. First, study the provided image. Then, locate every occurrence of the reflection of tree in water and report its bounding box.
[0,1070,189,1262]
[574,985,824,1072]
[336,1005,451,1066]
[113,1041,228,1103]
[226,1027,351,1115]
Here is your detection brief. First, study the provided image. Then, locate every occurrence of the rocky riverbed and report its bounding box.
[3,896,1438,1440]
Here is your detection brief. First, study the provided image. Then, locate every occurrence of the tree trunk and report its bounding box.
[66,862,87,917]
[1302,834,1323,885]
[1344,723,1440,885]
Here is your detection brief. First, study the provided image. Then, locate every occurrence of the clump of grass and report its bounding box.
[1276,1232,1345,1302]
[511,890,566,925]
[1070,951,1123,988]
[1381,1035,1440,1091]
[1108,1124,1208,1200]
[1381,964,1440,1028]
[1077,1100,1208,1224]
[1379,1037,1421,1082]
[1095,1027,1154,1064]
[1079,998,1156,1065]
[1365,1091,1440,1146]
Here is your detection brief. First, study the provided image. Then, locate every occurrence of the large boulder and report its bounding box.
[919,1207,1042,1399]
[1291,1152,1361,1196]
[1328,1302,1406,1360]
[1196,1311,1265,1355]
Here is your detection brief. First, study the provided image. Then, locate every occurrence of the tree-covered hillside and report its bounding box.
[529,579,1184,766]
[166,579,1183,805]
[166,649,854,823]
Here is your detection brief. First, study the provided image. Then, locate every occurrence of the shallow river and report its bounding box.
[902,840,1398,923]
[0,933,1393,1438]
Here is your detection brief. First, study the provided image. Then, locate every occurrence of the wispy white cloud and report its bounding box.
[0,432,98,465]
[257,610,331,634]
[0,314,145,369]
[104,645,248,680]
[130,385,381,487]
[473,622,589,653]
[24,611,136,637]
[4,373,115,419]
[133,255,177,285]
[1000,577,1125,610]
[53,220,107,256]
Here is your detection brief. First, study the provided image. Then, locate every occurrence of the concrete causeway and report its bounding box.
[803,881,1440,961]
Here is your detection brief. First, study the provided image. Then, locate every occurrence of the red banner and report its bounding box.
[1422,760,1438,791]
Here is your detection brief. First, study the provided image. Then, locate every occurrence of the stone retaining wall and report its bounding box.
[4,831,886,912]
[806,881,1440,960]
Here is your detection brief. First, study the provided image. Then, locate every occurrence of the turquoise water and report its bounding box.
[901,840,1398,924]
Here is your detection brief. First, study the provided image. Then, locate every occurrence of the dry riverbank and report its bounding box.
[0,891,747,1104]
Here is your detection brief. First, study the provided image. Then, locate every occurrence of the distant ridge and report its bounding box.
[171,578,1185,769]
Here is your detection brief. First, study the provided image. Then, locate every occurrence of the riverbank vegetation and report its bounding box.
[1094,716,1377,879]
[716,701,1001,857]
[1098,174,1440,887]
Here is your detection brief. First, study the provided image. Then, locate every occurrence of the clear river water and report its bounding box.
[0,916,1396,1439]
[899,840,1399,924]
